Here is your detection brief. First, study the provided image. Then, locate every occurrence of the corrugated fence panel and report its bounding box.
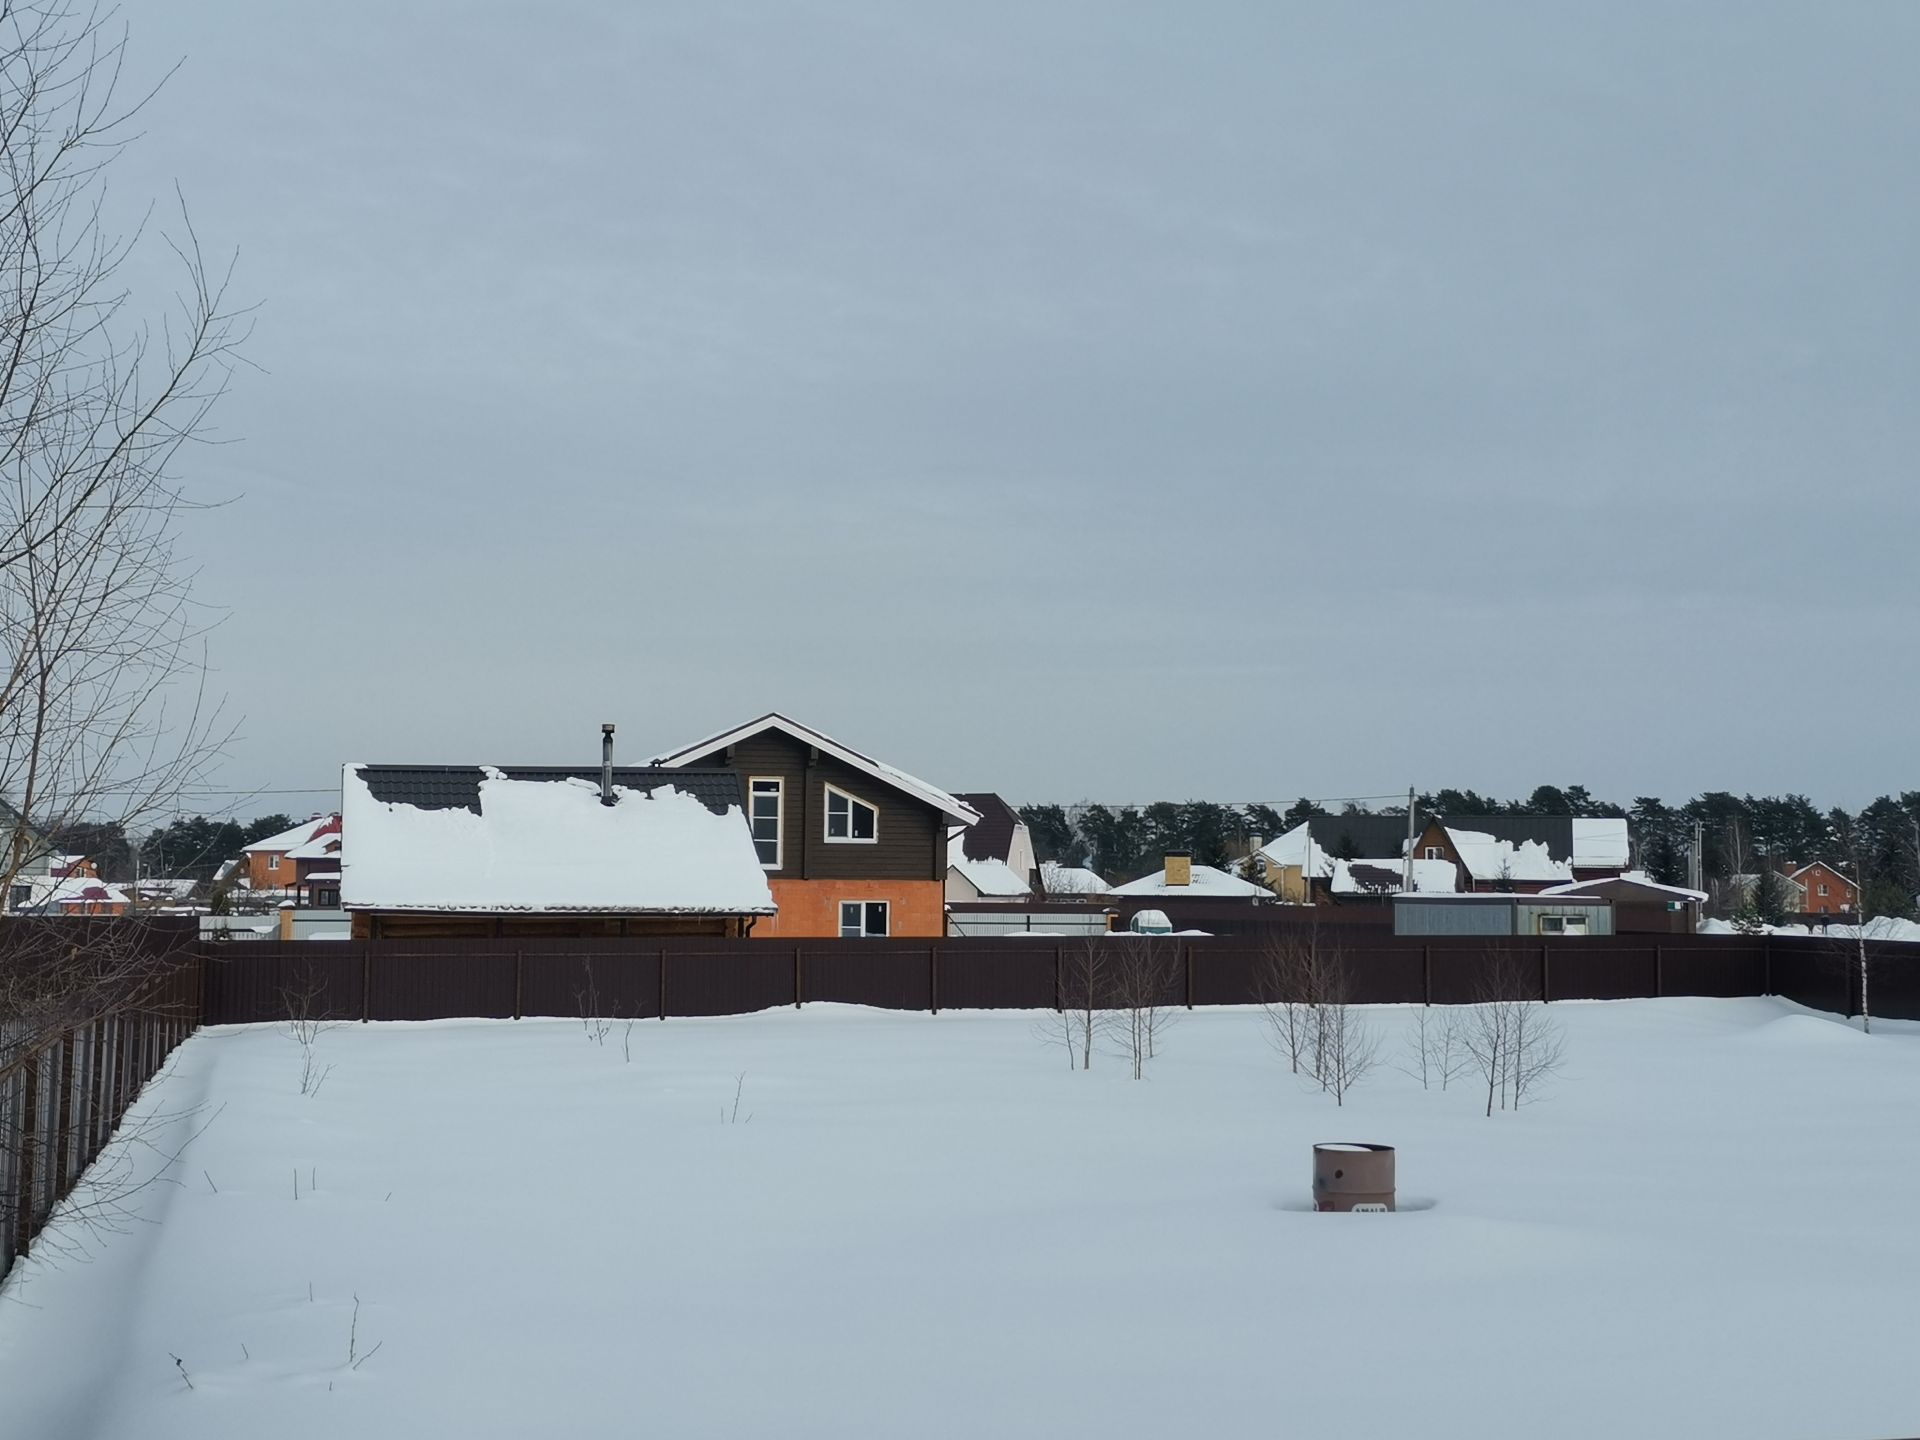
[1191,946,1264,1006]
[802,943,934,1010]
[1765,941,1852,1016]
[935,943,1059,1010]
[1660,941,1767,998]
[203,943,367,1024]
[517,946,664,1021]
[369,947,517,1020]
[1338,945,1428,1004]
[662,945,797,1017]
[1546,946,1659,1002]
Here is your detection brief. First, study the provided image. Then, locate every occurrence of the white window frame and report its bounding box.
[1423,845,1445,860]
[267,854,279,873]
[839,899,890,938]
[823,783,879,844]
[1817,883,1829,897]
[1540,913,1588,937]
[748,776,784,870]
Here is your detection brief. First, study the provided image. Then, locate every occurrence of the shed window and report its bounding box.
[749,778,783,868]
[825,785,877,843]
[839,901,889,938]
[1539,914,1588,936]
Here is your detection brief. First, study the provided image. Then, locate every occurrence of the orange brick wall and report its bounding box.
[248,851,294,890]
[1800,866,1857,914]
[759,879,944,938]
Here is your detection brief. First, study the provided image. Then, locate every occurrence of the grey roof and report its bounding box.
[353,766,745,817]
[953,792,1021,863]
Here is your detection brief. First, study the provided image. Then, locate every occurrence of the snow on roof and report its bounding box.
[1109,864,1269,899]
[244,815,341,854]
[1328,857,1458,895]
[1444,828,1572,884]
[1570,818,1630,869]
[946,832,1032,897]
[341,767,774,915]
[1540,870,1706,903]
[37,877,129,908]
[1255,822,1320,868]
[1039,862,1113,897]
[285,833,343,861]
[653,713,980,827]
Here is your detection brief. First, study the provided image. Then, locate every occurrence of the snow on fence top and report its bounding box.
[341,766,776,914]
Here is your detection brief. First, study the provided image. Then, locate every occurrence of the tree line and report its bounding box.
[1018,789,1920,918]
[46,815,298,886]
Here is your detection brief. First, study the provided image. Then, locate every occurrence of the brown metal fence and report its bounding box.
[1,926,202,1277]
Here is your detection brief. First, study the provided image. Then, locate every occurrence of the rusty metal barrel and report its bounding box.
[1313,1143,1395,1212]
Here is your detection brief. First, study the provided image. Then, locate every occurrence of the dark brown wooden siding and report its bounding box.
[682,730,945,883]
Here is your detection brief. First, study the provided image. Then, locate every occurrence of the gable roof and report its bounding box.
[342,765,773,915]
[1540,871,1707,903]
[1788,860,1855,885]
[952,792,1022,862]
[355,767,742,816]
[1040,862,1112,897]
[1298,813,1628,869]
[1109,863,1269,899]
[244,814,342,854]
[1442,828,1573,884]
[654,713,980,826]
[1328,857,1458,895]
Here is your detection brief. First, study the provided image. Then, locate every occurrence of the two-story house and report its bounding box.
[653,713,978,938]
[1789,860,1858,916]
[240,814,343,899]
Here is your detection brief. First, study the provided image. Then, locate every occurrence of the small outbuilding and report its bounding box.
[1537,872,1705,934]
[1392,892,1613,938]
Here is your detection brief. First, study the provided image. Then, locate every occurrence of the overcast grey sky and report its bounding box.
[117,2,1917,814]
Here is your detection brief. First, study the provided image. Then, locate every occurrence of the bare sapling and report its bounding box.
[1061,936,1109,1071]
[282,965,337,1097]
[575,959,609,1046]
[1313,938,1376,1105]
[1257,926,1325,1076]
[1466,945,1566,1115]
[722,1072,751,1123]
[1399,1003,1470,1091]
[1105,935,1179,1079]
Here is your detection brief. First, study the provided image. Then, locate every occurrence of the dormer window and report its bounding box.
[824,784,877,843]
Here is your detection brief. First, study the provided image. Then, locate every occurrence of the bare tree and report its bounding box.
[1399,1003,1470,1091]
[1256,925,1325,1076]
[1317,997,1377,1107]
[2,0,247,927]
[282,963,336,1097]
[1104,935,1178,1079]
[1465,946,1566,1116]
[1055,935,1108,1071]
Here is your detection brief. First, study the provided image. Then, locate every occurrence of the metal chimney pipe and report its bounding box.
[601,723,616,806]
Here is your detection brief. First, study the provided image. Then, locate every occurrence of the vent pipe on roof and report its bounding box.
[601,724,616,806]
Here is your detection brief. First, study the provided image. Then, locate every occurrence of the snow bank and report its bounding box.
[4,1001,1919,1440]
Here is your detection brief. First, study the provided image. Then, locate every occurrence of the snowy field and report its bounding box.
[3,999,1919,1440]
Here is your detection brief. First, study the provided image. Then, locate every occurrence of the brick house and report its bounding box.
[1790,860,1858,916]
[240,814,343,895]
[653,713,978,938]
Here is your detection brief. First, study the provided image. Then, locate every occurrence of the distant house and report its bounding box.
[240,815,343,899]
[30,875,131,917]
[945,792,1036,902]
[1110,852,1269,900]
[653,713,979,939]
[1269,813,1630,893]
[1039,862,1112,899]
[1254,823,1456,901]
[1789,861,1857,916]
[341,761,774,939]
[1,798,56,913]
[1539,872,1706,934]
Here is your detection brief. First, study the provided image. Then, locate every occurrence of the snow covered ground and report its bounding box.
[4,999,1919,1440]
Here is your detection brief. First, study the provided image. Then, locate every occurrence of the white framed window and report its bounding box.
[267,855,279,873]
[839,900,890,938]
[749,777,783,869]
[1817,883,1829,897]
[1423,846,1445,860]
[824,784,878,843]
[1539,914,1588,936]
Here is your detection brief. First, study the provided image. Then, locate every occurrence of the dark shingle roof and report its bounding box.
[953,792,1021,863]
[354,766,744,817]
[1307,814,1578,861]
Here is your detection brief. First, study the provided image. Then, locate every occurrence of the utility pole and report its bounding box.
[1402,786,1418,893]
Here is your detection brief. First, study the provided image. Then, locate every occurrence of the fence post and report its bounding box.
[1184,943,1194,1009]
[659,949,668,1020]
[14,1053,38,1261]
[1762,938,1773,997]
[53,1032,75,1192]
[1423,945,1432,1006]
[1654,945,1664,998]
[1054,943,1063,1013]
[513,949,524,1021]
[793,946,802,1010]
[930,947,940,1015]
[361,944,373,1024]
[1541,944,1551,1003]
